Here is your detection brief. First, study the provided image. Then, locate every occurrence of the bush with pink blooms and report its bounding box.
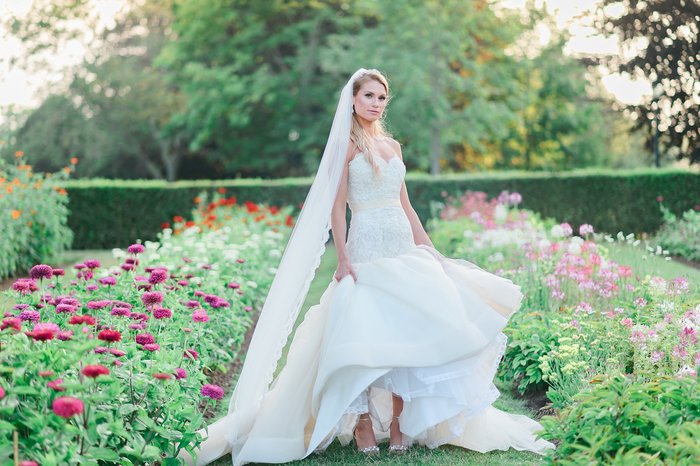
[431,191,699,460]
[0,197,293,464]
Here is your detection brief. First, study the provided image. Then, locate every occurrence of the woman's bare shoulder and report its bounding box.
[386,137,403,158]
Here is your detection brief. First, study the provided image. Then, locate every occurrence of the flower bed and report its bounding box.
[0,192,293,464]
[429,191,699,461]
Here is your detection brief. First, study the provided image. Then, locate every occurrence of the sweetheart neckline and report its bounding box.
[349,152,402,167]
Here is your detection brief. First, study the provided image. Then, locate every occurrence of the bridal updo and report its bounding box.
[351,69,392,176]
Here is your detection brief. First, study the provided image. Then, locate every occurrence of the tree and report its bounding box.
[594,0,700,164]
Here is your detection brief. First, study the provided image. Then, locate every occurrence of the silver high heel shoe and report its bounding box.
[354,414,380,455]
[389,415,409,454]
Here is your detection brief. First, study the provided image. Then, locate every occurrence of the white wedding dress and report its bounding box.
[190,152,554,465]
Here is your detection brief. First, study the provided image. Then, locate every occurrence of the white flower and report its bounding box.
[494,204,507,222]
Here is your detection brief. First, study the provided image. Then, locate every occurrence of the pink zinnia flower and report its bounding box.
[57,330,73,341]
[227,281,240,289]
[143,343,160,352]
[94,346,108,354]
[84,259,101,269]
[200,384,224,400]
[82,364,110,378]
[0,385,5,399]
[110,307,131,317]
[141,291,163,307]
[29,264,53,280]
[52,396,84,418]
[184,348,199,360]
[148,268,169,285]
[19,309,41,322]
[69,315,96,325]
[110,348,126,357]
[174,368,187,379]
[2,317,23,331]
[98,329,122,343]
[47,378,65,391]
[87,300,110,310]
[99,276,117,286]
[135,333,155,345]
[52,268,65,277]
[153,373,172,380]
[153,307,172,319]
[121,263,134,271]
[621,318,633,328]
[192,310,210,323]
[127,244,145,254]
[55,304,77,314]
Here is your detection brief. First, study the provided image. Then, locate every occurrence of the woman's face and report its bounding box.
[353,79,388,123]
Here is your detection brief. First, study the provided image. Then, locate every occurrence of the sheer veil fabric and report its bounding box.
[181,68,370,464]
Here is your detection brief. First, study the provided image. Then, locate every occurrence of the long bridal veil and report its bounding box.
[186,69,373,464]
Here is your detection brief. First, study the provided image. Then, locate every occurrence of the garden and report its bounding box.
[1,152,699,465]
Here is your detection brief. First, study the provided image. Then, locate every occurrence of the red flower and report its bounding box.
[82,364,110,378]
[173,215,184,223]
[52,396,84,418]
[285,215,294,227]
[69,315,96,325]
[161,222,171,229]
[1,317,21,331]
[26,328,54,341]
[153,373,172,380]
[184,348,199,360]
[244,201,259,213]
[98,329,122,343]
[135,333,155,345]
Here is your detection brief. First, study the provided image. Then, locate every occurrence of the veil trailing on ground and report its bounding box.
[221,68,370,451]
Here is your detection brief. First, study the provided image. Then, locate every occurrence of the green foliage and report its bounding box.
[0,156,73,280]
[62,169,700,249]
[540,375,700,465]
[655,204,700,261]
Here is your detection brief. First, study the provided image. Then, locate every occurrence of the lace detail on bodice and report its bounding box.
[346,153,415,264]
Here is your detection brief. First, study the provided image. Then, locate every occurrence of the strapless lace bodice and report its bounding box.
[345,153,415,263]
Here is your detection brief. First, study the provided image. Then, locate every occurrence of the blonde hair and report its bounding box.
[351,69,392,177]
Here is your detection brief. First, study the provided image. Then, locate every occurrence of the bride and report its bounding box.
[181,68,555,465]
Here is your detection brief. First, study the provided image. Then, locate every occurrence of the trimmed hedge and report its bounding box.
[63,169,700,249]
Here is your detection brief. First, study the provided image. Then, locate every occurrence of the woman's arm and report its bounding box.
[331,142,358,282]
[390,139,435,248]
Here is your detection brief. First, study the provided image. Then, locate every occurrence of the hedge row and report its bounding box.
[64,169,700,249]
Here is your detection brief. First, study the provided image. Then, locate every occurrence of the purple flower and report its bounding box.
[185,300,200,308]
[84,259,100,269]
[110,307,131,317]
[55,304,77,314]
[153,307,172,319]
[201,384,224,400]
[99,276,117,286]
[141,291,163,307]
[174,368,187,379]
[127,244,145,254]
[19,310,41,322]
[135,333,155,345]
[30,264,53,280]
[210,299,230,309]
[148,268,169,285]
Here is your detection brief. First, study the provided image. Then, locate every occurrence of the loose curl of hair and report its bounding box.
[351,69,393,177]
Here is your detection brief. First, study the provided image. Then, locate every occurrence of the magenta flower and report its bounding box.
[56,330,73,341]
[74,263,87,270]
[192,310,210,323]
[110,348,126,357]
[143,343,160,352]
[201,384,224,400]
[99,276,117,286]
[84,259,100,269]
[110,307,131,317]
[47,378,65,392]
[87,300,111,310]
[52,396,84,418]
[185,300,200,308]
[0,385,5,399]
[82,364,110,378]
[98,329,122,343]
[52,268,65,277]
[184,348,199,360]
[127,244,145,254]
[135,333,155,345]
[227,281,240,289]
[174,368,187,379]
[94,346,108,354]
[19,310,41,322]
[1,317,22,331]
[12,278,38,294]
[55,304,77,314]
[153,307,172,319]
[121,263,134,271]
[141,291,164,307]
[68,315,96,325]
[29,264,53,280]
[148,268,169,285]
[153,373,172,380]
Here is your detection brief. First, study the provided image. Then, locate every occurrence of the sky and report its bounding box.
[0,0,654,113]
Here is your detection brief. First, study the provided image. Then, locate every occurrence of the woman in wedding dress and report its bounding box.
[181,68,555,465]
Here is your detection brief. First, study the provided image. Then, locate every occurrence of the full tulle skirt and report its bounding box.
[186,245,554,465]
